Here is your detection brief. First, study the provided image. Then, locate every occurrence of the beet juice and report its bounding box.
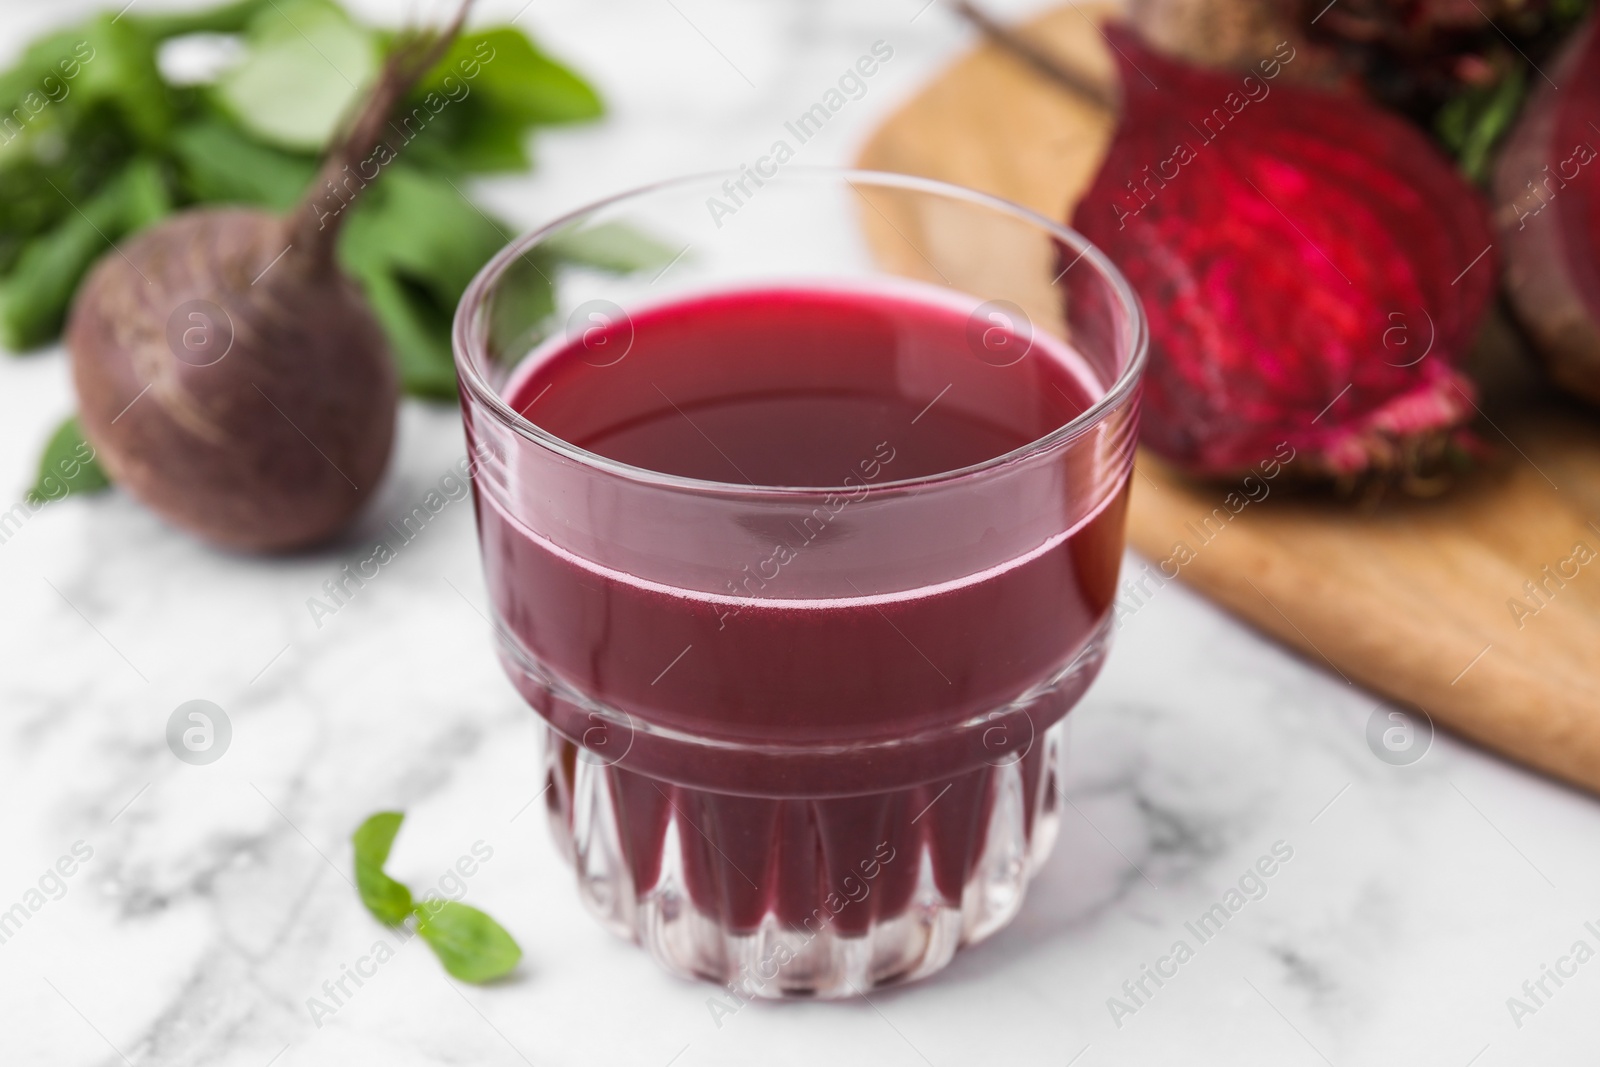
[454,170,1143,997]
[469,282,1132,993]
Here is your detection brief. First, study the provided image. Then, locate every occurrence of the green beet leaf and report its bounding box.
[337,166,514,395]
[352,810,404,867]
[415,901,522,984]
[2,16,172,149]
[485,252,557,373]
[417,28,603,127]
[351,811,524,983]
[0,110,144,272]
[0,0,607,397]
[352,811,415,926]
[1436,68,1529,183]
[0,158,170,352]
[169,115,317,210]
[340,166,508,307]
[215,0,378,151]
[545,221,680,274]
[351,264,460,399]
[0,163,82,278]
[126,0,278,39]
[28,415,109,505]
[383,95,534,175]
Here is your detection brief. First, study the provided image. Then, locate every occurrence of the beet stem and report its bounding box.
[953,0,1119,113]
[287,0,478,262]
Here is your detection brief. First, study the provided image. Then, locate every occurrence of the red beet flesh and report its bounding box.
[1073,28,1498,479]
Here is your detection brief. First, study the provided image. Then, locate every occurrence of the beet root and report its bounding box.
[1073,27,1498,482]
[1493,16,1600,409]
[63,14,470,553]
[68,209,395,553]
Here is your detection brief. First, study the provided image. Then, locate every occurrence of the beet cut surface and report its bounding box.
[1074,28,1498,481]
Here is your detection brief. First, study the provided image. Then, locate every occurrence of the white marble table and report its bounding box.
[3,1,1598,1064]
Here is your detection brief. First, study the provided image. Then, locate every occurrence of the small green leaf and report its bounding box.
[353,810,404,867]
[351,812,522,982]
[545,222,680,274]
[415,900,522,984]
[215,0,378,151]
[28,415,109,504]
[355,867,413,927]
[352,811,414,926]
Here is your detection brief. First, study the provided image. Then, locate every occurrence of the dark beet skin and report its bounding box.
[1494,16,1600,409]
[68,208,396,553]
[59,18,472,553]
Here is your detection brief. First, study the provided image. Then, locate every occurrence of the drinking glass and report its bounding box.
[453,168,1145,997]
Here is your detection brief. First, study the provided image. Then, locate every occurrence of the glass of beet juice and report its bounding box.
[453,170,1144,997]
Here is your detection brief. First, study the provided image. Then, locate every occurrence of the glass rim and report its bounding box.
[452,166,1148,497]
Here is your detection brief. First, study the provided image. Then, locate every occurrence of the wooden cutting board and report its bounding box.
[857,3,1600,795]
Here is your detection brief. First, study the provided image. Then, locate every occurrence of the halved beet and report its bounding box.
[1073,27,1498,480]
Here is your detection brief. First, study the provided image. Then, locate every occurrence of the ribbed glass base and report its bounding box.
[538,720,1067,998]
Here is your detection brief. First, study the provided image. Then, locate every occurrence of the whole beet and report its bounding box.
[66,17,465,553]
[69,209,394,552]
